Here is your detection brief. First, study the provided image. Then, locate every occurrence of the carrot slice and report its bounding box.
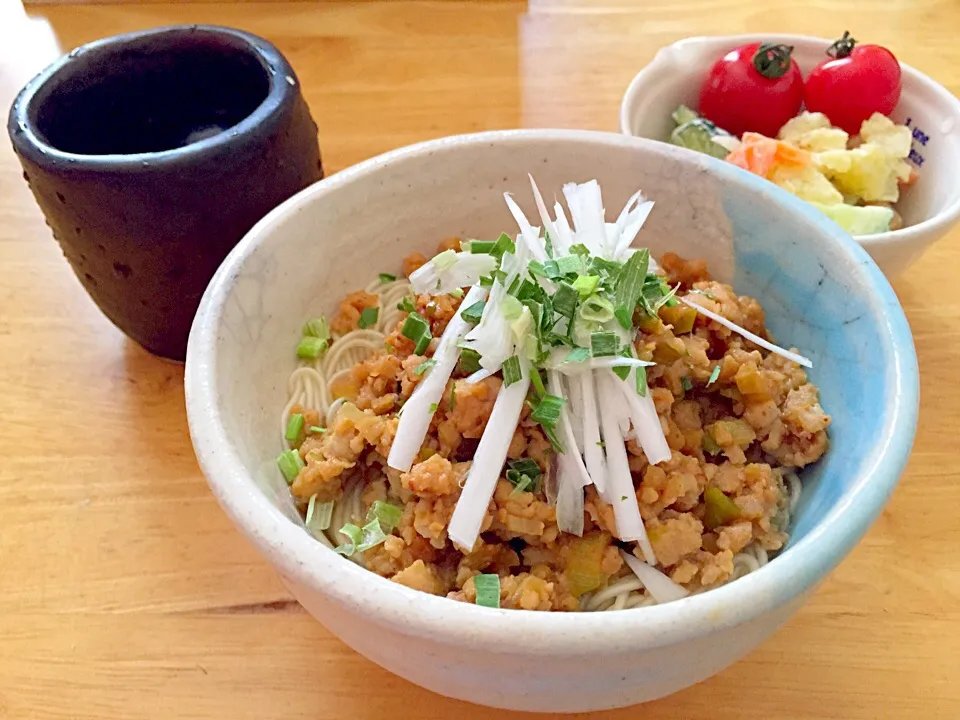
[726,133,810,178]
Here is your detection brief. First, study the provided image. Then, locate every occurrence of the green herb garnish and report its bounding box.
[473,573,501,608]
[277,449,304,484]
[502,355,522,386]
[707,365,721,386]
[613,248,650,328]
[358,306,379,329]
[285,413,304,443]
[590,331,619,357]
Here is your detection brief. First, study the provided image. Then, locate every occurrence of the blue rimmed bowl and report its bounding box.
[185,130,919,712]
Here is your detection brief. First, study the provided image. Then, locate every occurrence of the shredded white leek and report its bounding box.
[578,371,608,495]
[679,296,813,368]
[409,252,497,295]
[620,549,689,604]
[448,357,532,550]
[597,373,656,564]
[387,285,487,471]
[614,369,672,465]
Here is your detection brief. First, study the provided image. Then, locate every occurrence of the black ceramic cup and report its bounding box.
[8,25,323,360]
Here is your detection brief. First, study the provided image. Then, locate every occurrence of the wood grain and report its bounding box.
[1,1,958,718]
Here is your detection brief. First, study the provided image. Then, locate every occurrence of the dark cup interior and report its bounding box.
[31,39,271,155]
[9,25,323,360]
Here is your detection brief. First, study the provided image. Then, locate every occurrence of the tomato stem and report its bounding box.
[752,43,795,80]
[826,31,857,59]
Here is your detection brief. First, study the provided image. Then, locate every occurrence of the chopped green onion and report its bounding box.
[590,331,619,357]
[707,365,721,386]
[529,367,546,397]
[552,282,579,319]
[473,573,501,608]
[654,283,681,312]
[367,500,403,532]
[502,355,522,386]
[335,517,389,556]
[554,255,581,276]
[570,243,591,256]
[507,458,542,481]
[614,248,650,328]
[305,494,334,534]
[541,260,561,279]
[429,402,438,413]
[612,349,633,381]
[491,233,516,257]
[335,523,363,555]
[379,273,397,283]
[433,249,458,272]
[531,393,566,427]
[590,256,622,279]
[511,474,533,495]
[681,376,693,392]
[358,306,379,329]
[528,260,547,278]
[285,413,304,442]
[302,317,330,340]
[397,296,416,313]
[414,358,437,376]
[458,347,482,374]
[542,256,581,279]
[572,274,600,298]
[502,295,523,321]
[277,449,304,484]
[541,424,564,453]
[562,347,591,365]
[515,279,540,302]
[309,426,326,434]
[296,336,328,360]
[466,239,496,254]
[579,294,615,323]
[450,382,457,410]
[401,312,432,354]
[460,301,486,324]
[635,365,648,396]
[450,287,464,299]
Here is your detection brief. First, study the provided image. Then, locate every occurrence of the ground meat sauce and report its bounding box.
[288,249,830,610]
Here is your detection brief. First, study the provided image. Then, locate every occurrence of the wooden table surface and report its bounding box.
[2,1,959,717]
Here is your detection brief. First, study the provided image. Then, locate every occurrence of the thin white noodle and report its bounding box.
[580,576,644,611]
[786,470,803,513]
[323,475,368,567]
[282,280,411,546]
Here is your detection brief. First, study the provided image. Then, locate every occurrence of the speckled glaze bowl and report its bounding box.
[185,130,918,712]
[8,25,323,360]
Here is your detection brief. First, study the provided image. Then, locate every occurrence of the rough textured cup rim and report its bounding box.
[8,24,298,172]
[185,129,918,656]
[618,33,960,251]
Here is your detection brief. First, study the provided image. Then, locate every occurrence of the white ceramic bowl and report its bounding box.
[620,34,960,279]
[185,130,918,712]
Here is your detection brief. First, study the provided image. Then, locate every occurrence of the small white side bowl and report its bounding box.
[620,34,960,278]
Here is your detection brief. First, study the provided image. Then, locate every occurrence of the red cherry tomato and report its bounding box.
[698,42,804,138]
[805,31,902,135]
